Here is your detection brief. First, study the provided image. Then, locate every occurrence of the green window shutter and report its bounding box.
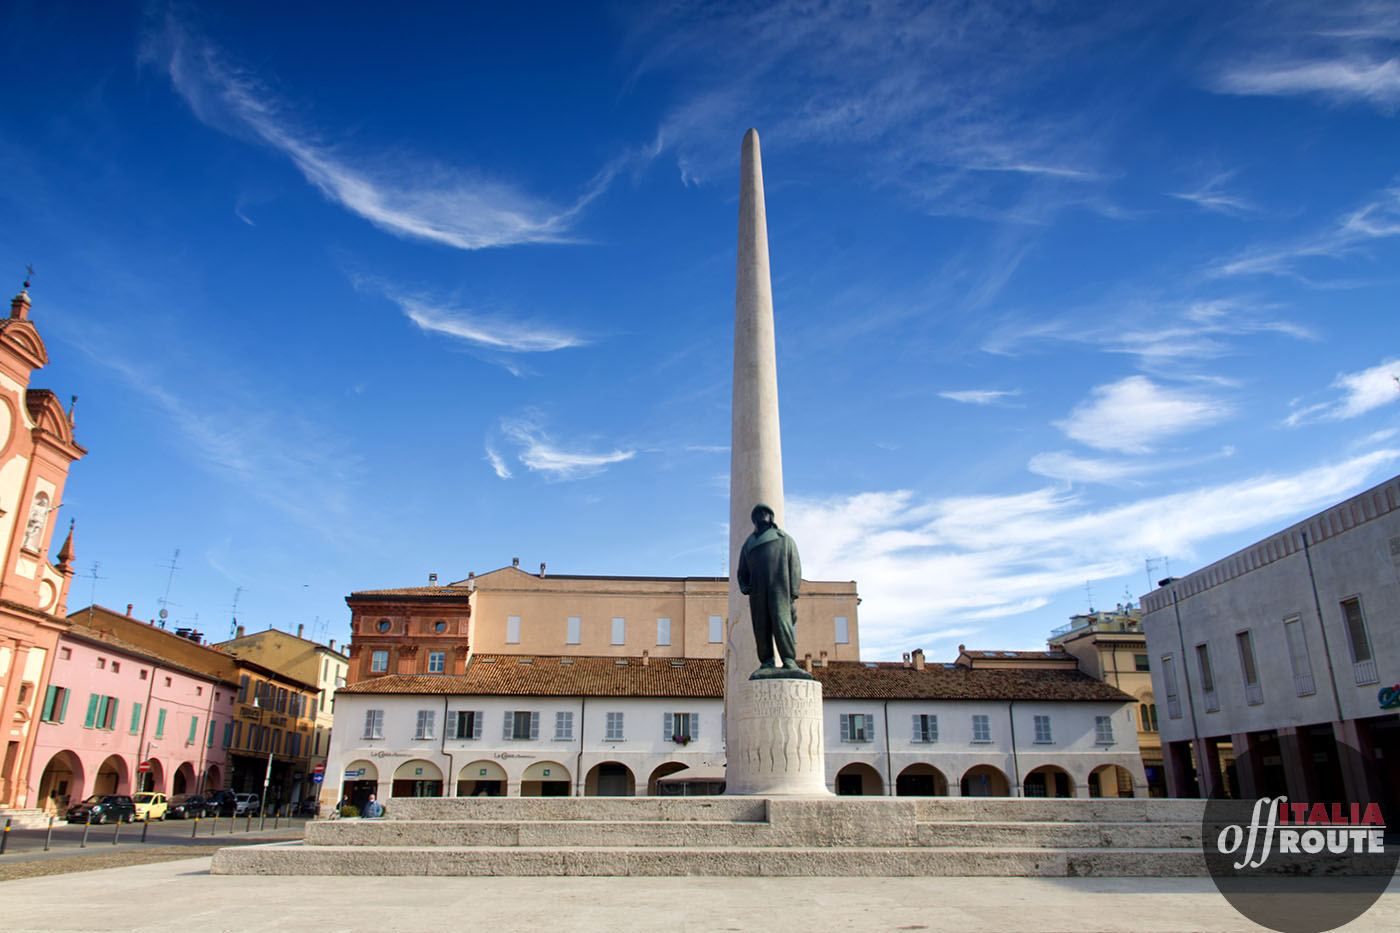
[84,694,99,728]
[41,685,57,722]
[222,722,233,748]
[108,699,118,731]
[96,696,110,730]
[207,720,216,747]
[189,716,198,743]
[130,702,142,735]
[58,688,70,723]
[156,708,167,738]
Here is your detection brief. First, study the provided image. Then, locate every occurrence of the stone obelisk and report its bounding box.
[725,129,828,795]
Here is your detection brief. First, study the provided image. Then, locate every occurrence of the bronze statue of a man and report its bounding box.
[737,503,812,679]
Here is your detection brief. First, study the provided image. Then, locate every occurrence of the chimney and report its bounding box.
[912,648,925,671]
[236,624,245,638]
[803,653,813,672]
[428,573,437,585]
[126,604,133,617]
[329,639,336,652]
[819,650,829,668]
[641,650,649,666]
[539,562,546,578]
[468,571,475,579]
[512,557,519,568]
[297,623,305,638]
[902,652,911,668]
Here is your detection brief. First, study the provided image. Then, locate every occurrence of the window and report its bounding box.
[1236,630,1263,705]
[1033,715,1053,744]
[1162,654,1182,719]
[363,709,385,739]
[414,710,436,740]
[504,710,540,740]
[276,687,287,713]
[709,615,723,643]
[912,713,938,743]
[97,657,106,670]
[207,719,216,747]
[555,711,574,740]
[506,615,521,644]
[1134,654,1150,672]
[656,617,671,646]
[370,650,389,673]
[155,708,167,738]
[59,647,71,660]
[1283,616,1316,696]
[188,716,199,744]
[196,685,203,696]
[111,661,121,674]
[129,701,141,735]
[238,675,249,703]
[664,712,699,743]
[288,732,301,758]
[1095,716,1115,745]
[376,620,390,633]
[605,711,625,741]
[611,618,626,645]
[427,651,445,674]
[834,617,850,644]
[40,685,70,723]
[840,712,874,742]
[449,710,483,739]
[164,676,172,688]
[971,714,991,743]
[1340,597,1377,684]
[140,669,148,680]
[233,721,243,748]
[93,695,118,730]
[1196,644,1219,712]
[222,722,233,748]
[1138,703,1156,732]
[566,616,581,645]
[434,621,447,633]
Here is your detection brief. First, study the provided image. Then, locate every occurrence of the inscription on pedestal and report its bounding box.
[728,678,829,796]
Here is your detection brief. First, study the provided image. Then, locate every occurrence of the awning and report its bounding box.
[657,766,726,784]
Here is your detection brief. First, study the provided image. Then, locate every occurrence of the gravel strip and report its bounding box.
[0,844,220,881]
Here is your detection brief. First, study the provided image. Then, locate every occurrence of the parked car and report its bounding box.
[165,794,210,819]
[65,795,136,824]
[207,790,239,816]
[132,792,169,821]
[233,793,261,817]
[295,798,320,817]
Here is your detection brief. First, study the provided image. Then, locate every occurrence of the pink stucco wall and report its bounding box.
[26,631,236,812]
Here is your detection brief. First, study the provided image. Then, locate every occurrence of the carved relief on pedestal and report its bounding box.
[728,678,829,796]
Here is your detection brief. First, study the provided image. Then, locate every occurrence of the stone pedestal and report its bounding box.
[726,679,829,796]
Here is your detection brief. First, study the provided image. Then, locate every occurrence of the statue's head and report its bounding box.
[751,503,776,530]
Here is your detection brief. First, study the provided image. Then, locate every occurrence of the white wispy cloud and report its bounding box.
[499,417,635,481]
[1026,451,1157,485]
[1287,357,1400,424]
[485,447,512,479]
[1214,184,1400,280]
[939,389,1021,405]
[1168,172,1257,216]
[788,450,1399,658]
[397,296,585,353]
[141,12,611,250]
[1215,57,1400,112]
[1055,376,1233,454]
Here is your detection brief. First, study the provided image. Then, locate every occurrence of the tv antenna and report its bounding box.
[156,547,181,623]
[1083,580,1094,613]
[1145,556,1170,591]
[229,585,244,639]
[83,560,107,627]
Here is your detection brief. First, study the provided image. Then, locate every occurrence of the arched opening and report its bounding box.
[36,750,84,815]
[1089,763,1136,798]
[341,759,379,811]
[834,762,884,796]
[1023,765,1075,798]
[203,763,222,794]
[584,761,635,797]
[172,762,196,796]
[521,761,571,797]
[646,762,688,796]
[95,754,129,796]
[457,760,507,797]
[391,759,444,797]
[895,763,948,796]
[960,764,1010,797]
[140,758,164,793]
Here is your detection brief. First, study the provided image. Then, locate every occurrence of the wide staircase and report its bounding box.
[212,796,1208,877]
[0,807,57,829]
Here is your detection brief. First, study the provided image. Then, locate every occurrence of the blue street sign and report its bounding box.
[313,773,324,783]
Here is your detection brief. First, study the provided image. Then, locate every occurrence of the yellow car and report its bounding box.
[132,792,168,821]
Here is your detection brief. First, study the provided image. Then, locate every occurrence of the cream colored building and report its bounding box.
[344,563,861,684]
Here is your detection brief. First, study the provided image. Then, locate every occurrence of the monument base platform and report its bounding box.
[212,796,1211,877]
[725,678,828,796]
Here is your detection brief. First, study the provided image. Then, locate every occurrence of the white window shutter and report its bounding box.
[473,712,483,739]
[690,712,699,739]
[840,713,850,742]
[912,714,922,741]
[664,712,673,741]
[425,710,435,737]
[930,716,938,742]
[530,711,540,739]
[447,711,458,739]
[363,709,373,737]
[503,710,514,740]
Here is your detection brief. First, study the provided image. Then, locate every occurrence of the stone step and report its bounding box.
[0,808,57,830]
[213,842,1209,877]
[383,797,768,823]
[306,817,1200,850]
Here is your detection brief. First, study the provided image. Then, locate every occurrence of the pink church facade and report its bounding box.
[27,628,236,813]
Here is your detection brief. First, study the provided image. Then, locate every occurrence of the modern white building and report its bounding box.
[324,650,1142,806]
[1141,473,1398,815]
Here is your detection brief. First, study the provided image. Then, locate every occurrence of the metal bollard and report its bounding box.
[81,819,90,848]
[273,809,279,830]
[45,816,54,852]
[191,817,199,839]
[112,819,121,845]
[141,818,149,843]
[245,813,252,833]
[1,817,10,854]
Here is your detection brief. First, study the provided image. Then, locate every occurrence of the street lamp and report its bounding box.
[252,696,273,829]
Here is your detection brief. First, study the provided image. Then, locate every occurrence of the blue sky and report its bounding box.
[3,1,1398,660]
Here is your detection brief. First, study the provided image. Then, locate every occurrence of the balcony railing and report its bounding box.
[1202,689,1220,713]
[1293,673,1316,697]
[1354,659,1378,685]
[1244,683,1264,706]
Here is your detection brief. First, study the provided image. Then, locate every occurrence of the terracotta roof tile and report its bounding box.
[339,655,724,698]
[813,661,1133,702]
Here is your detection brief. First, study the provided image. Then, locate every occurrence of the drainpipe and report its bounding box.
[1008,699,1022,797]
[134,663,158,793]
[575,697,587,797]
[1302,531,1345,722]
[440,696,451,797]
[194,678,217,795]
[882,700,893,796]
